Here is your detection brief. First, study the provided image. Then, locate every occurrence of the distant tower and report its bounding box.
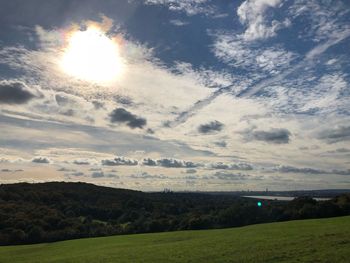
[266,187,268,193]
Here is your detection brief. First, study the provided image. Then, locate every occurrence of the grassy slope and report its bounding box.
[0,216,349,263]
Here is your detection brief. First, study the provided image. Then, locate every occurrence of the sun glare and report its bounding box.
[60,27,123,84]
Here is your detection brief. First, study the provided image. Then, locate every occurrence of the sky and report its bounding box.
[0,0,350,191]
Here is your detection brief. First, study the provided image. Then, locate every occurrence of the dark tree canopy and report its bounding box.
[0,182,349,245]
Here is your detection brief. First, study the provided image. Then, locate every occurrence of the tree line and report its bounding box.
[0,182,349,245]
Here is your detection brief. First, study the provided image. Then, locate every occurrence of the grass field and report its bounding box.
[0,216,349,263]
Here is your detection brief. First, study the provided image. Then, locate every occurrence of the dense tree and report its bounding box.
[0,182,349,245]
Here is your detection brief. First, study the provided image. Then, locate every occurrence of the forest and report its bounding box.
[0,182,349,245]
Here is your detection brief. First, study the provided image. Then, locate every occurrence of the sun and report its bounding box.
[60,27,123,84]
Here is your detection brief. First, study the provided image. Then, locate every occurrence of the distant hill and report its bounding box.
[203,189,350,197]
[0,216,349,263]
[0,182,349,245]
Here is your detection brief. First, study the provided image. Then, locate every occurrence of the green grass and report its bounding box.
[0,216,349,263]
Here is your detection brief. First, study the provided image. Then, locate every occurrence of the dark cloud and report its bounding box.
[275,165,325,174]
[55,94,70,106]
[101,157,138,166]
[300,145,320,151]
[0,80,35,104]
[231,163,253,170]
[1,169,23,172]
[32,157,50,163]
[54,93,82,116]
[142,158,157,166]
[213,171,250,180]
[70,172,84,177]
[157,158,200,168]
[274,165,350,176]
[89,168,102,171]
[147,128,155,134]
[85,116,95,123]
[61,109,75,116]
[325,148,350,155]
[334,148,350,153]
[198,120,224,134]
[107,174,119,178]
[184,175,198,180]
[245,128,291,144]
[210,163,230,169]
[185,180,196,186]
[57,167,75,172]
[214,141,227,147]
[92,100,104,109]
[91,171,118,178]
[318,126,350,143]
[162,120,171,128]
[91,171,104,178]
[109,108,146,129]
[331,169,350,176]
[115,95,133,105]
[130,172,167,179]
[211,162,253,170]
[73,159,90,165]
[142,157,202,168]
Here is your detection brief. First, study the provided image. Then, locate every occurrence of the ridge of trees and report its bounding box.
[0,182,349,245]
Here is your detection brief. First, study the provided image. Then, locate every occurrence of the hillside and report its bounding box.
[1,182,350,245]
[0,216,349,263]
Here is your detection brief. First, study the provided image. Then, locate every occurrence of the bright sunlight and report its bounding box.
[60,26,123,84]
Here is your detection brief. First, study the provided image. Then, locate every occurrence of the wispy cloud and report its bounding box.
[318,125,350,143]
[144,0,216,16]
[169,19,189,26]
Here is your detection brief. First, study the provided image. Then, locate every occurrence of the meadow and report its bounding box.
[0,216,349,263]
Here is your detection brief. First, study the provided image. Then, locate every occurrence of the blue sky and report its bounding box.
[0,0,350,191]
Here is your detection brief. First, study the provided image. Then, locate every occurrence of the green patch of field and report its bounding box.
[0,216,349,263]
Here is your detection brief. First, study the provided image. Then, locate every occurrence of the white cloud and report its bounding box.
[255,48,295,74]
[169,20,189,26]
[173,61,238,88]
[237,0,290,41]
[298,74,347,114]
[211,32,296,74]
[144,0,215,16]
[289,0,350,42]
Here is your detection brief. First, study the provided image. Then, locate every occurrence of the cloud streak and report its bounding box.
[318,125,350,143]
